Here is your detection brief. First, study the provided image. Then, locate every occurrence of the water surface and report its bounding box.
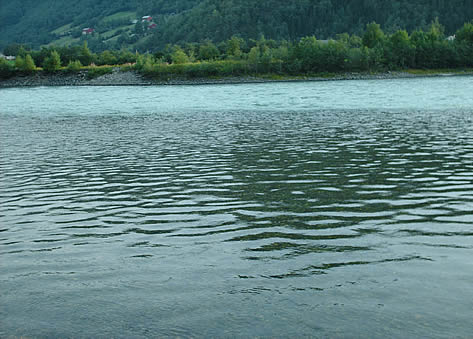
[1,77,473,338]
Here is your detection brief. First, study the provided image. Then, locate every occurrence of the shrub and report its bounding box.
[0,58,15,79]
[66,60,82,72]
[15,56,25,70]
[24,54,36,72]
[86,66,113,79]
[43,51,62,72]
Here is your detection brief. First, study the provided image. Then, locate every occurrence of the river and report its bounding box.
[1,77,473,338]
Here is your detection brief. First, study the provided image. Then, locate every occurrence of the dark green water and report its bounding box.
[1,77,473,338]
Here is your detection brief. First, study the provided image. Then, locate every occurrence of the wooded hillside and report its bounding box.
[1,0,472,51]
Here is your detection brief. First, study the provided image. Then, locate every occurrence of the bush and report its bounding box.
[24,54,36,72]
[43,51,62,72]
[14,54,36,73]
[66,60,82,72]
[14,56,25,70]
[86,66,113,79]
[0,58,15,79]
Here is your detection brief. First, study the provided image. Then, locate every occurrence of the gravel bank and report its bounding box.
[1,68,471,88]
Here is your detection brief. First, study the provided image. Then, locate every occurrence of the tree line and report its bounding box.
[145,0,473,49]
[1,21,472,80]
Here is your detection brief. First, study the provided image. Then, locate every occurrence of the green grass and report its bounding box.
[47,36,81,47]
[102,24,134,39]
[101,11,136,23]
[85,66,114,79]
[50,23,74,35]
[406,68,473,75]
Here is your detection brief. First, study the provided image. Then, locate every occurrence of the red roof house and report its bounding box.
[82,28,95,35]
[142,16,152,22]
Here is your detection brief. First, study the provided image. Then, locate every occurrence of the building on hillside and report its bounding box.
[148,23,157,29]
[0,53,16,60]
[142,16,153,22]
[82,28,95,35]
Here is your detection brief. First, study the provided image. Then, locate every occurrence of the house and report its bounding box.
[131,19,138,24]
[0,53,16,60]
[148,23,157,29]
[142,16,152,22]
[447,35,456,41]
[82,28,95,35]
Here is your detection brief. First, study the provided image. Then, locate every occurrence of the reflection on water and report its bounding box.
[1,78,473,338]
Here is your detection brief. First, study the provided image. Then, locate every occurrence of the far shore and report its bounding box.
[1,68,472,88]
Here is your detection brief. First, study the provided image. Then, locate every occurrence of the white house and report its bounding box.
[0,53,16,60]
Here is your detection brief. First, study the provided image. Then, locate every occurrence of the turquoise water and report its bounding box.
[1,77,473,338]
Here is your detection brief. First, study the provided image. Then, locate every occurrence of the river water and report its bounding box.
[1,77,473,338]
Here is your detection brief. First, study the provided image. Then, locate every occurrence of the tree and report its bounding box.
[14,50,35,72]
[43,50,62,72]
[198,41,220,60]
[388,30,414,68]
[456,22,473,44]
[79,41,93,66]
[455,22,473,67]
[0,58,15,79]
[24,54,36,72]
[134,21,145,36]
[3,43,30,56]
[171,47,189,64]
[427,18,445,42]
[14,56,25,70]
[66,60,82,72]
[226,36,244,58]
[247,46,260,71]
[99,50,117,65]
[362,22,385,48]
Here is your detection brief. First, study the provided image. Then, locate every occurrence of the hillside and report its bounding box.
[1,0,472,52]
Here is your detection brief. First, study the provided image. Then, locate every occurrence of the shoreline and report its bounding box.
[1,68,472,88]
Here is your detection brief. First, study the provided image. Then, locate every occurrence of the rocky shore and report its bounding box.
[0,67,471,88]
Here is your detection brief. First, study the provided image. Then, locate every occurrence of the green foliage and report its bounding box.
[3,43,30,56]
[387,30,415,68]
[171,47,189,64]
[2,0,473,52]
[79,42,93,66]
[0,57,15,78]
[66,60,82,72]
[363,22,385,48]
[86,66,114,79]
[3,19,473,80]
[226,36,244,58]
[23,54,36,72]
[14,55,25,70]
[428,18,445,41]
[98,50,118,65]
[456,22,473,44]
[198,41,219,60]
[43,50,62,72]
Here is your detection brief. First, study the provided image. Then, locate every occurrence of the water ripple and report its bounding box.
[1,82,473,338]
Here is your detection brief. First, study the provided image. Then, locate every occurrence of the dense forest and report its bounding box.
[1,0,473,52]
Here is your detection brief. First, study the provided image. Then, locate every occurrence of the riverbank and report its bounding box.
[1,68,472,88]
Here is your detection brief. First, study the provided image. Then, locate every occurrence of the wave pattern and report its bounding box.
[1,85,473,337]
